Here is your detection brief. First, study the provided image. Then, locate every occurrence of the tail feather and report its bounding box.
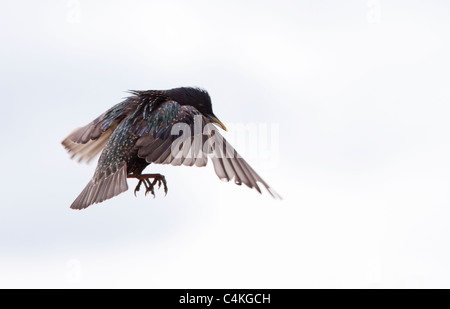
[71,164,128,210]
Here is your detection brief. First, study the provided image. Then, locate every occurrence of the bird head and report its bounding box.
[182,87,227,131]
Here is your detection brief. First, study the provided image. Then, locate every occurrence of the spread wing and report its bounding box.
[62,100,131,163]
[135,100,281,198]
[206,128,282,199]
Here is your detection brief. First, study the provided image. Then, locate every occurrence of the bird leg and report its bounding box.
[128,174,168,197]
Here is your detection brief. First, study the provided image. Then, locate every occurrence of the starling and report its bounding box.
[62,87,281,209]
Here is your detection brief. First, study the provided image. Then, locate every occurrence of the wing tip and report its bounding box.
[266,187,283,200]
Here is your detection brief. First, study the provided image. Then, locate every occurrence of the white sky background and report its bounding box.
[1,0,450,288]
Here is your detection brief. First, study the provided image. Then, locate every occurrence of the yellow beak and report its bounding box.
[209,116,227,131]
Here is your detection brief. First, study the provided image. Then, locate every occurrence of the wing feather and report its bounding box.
[70,164,129,210]
[62,100,132,163]
[135,101,280,198]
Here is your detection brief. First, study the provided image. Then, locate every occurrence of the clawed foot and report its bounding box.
[129,174,168,198]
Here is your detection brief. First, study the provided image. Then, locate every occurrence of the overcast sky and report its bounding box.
[1,0,450,288]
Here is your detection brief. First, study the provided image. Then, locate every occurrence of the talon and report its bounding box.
[149,185,155,198]
[143,179,153,197]
[144,180,151,190]
[129,174,168,198]
[160,176,168,195]
[143,180,150,196]
[134,180,142,197]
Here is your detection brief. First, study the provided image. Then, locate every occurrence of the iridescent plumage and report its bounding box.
[62,87,280,209]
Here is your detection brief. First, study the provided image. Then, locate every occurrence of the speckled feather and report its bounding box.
[63,87,281,210]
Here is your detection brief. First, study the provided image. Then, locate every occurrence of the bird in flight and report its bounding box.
[62,87,281,209]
